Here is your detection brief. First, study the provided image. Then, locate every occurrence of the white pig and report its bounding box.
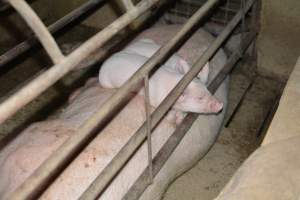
[99,51,223,114]
[124,38,210,84]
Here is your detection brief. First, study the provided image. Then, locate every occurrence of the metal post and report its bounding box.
[7,0,64,64]
[143,75,153,184]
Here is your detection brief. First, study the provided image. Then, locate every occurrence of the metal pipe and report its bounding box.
[144,75,153,184]
[0,0,106,68]
[123,31,257,200]
[80,0,255,199]
[7,0,64,64]
[6,1,160,199]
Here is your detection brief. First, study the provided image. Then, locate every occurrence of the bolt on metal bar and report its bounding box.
[7,0,64,64]
[0,0,159,125]
[6,1,160,199]
[0,0,106,68]
[143,75,154,184]
[80,0,255,199]
[123,31,257,200]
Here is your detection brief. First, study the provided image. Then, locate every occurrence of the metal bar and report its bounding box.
[80,1,255,199]
[144,75,153,184]
[6,1,160,199]
[7,0,64,64]
[123,31,257,200]
[0,0,106,68]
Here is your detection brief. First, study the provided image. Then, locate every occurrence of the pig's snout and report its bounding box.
[209,98,223,113]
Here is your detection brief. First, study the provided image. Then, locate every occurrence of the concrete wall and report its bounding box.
[257,0,300,80]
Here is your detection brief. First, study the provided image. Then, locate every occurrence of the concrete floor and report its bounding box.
[163,61,283,200]
[0,26,284,200]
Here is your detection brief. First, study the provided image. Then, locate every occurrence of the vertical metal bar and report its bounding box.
[143,74,153,184]
[239,0,246,56]
[7,0,64,64]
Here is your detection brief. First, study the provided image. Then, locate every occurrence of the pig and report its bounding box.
[124,38,210,83]
[99,51,223,114]
[0,25,229,200]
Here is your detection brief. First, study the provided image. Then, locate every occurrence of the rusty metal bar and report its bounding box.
[7,0,64,64]
[80,1,255,199]
[123,31,257,200]
[0,0,159,125]
[0,0,106,68]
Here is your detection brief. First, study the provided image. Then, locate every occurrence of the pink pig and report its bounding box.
[98,51,223,114]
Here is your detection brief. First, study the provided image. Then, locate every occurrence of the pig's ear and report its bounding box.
[198,62,209,84]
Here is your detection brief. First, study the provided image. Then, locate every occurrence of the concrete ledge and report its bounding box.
[262,56,300,145]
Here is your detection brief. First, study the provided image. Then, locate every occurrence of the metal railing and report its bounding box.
[0,0,259,199]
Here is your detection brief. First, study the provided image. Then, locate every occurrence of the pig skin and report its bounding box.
[0,25,228,200]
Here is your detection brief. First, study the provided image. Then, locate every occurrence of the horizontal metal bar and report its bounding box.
[7,1,160,199]
[123,31,257,200]
[0,0,106,68]
[7,0,64,64]
[80,0,255,199]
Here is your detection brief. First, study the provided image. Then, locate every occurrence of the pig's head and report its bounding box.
[174,80,223,114]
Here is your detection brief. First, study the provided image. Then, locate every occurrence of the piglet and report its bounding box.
[99,51,223,114]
